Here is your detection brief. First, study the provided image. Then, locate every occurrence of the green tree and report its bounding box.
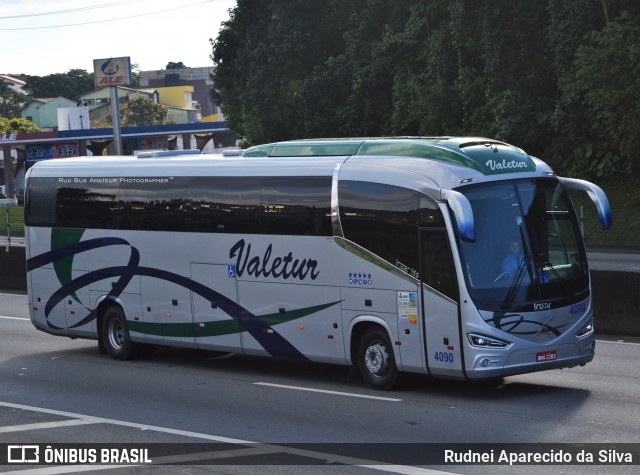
[574,12,640,177]
[1,117,40,198]
[166,61,187,70]
[122,96,169,126]
[0,117,40,133]
[388,1,462,136]
[212,0,354,144]
[130,62,141,87]
[0,79,26,119]
[545,0,606,177]
[25,69,94,100]
[103,96,170,127]
[209,0,640,182]
[546,0,639,178]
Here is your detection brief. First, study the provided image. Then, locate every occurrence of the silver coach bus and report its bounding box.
[24,137,611,389]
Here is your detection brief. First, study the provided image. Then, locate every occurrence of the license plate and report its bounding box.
[536,350,557,362]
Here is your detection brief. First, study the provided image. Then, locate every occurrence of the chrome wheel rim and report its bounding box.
[107,318,125,350]
[364,341,389,376]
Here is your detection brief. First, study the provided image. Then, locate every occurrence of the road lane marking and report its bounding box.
[0,419,98,433]
[0,315,29,321]
[0,401,453,475]
[254,382,403,401]
[596,339,640,346]
[0,401,250,444]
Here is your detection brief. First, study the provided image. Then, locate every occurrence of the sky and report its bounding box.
[0,0,236,77]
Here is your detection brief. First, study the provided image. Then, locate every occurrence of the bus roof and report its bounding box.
[27,137,554,194]
[243,137,543,177]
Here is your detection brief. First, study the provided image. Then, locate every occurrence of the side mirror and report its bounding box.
[560,177,612,230]
[442,189,475,242]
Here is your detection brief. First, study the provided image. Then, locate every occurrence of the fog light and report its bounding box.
[480,358,490,367]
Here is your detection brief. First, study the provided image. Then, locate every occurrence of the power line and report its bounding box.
[0,0,214,30]
[0,1,143,20]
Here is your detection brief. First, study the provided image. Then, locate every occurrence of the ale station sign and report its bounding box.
[93,57,132,87]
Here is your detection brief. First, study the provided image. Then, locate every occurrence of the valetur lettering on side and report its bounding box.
[229,239,320,280]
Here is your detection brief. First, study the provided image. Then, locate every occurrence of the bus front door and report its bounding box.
[419,228,464,378]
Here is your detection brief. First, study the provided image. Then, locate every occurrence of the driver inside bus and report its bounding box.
[501,239,524,276]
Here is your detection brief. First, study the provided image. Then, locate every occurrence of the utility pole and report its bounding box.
[110,87,123,155]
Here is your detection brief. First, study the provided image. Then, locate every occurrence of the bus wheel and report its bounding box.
[101,306,136,361]
[358,327,398,390]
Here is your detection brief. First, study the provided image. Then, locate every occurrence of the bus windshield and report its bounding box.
[456,179,588,311]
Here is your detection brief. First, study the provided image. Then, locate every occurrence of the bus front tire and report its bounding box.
[357,327,398,390]
[101,305,136,361]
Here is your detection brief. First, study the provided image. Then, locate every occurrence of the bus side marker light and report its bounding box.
[166,313,172,319]
[395,341,402,346]
[298,325,304,330]
[328,335,334,340]
[447,346,454,350]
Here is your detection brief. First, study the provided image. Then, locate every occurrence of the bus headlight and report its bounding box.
[467,333,511,348]
[575,319,594,339]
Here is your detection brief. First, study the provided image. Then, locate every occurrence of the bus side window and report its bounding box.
[185,177,260,234]
[260,177,332,236]
[25,177,57,227]
[57,182,117,229]
[339,181,419,277]
[119,178,188,232]
[420,229,457,301]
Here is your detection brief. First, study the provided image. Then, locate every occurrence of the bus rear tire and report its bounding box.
[101,305,136,361]
[357,327,398,390]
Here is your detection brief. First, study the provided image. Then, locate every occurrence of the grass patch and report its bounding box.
[569,178,639,250]
[0,205,24,237]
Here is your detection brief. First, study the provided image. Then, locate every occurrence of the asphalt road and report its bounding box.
[0,292,639,474]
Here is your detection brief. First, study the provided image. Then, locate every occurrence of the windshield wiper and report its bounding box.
[538,258,571,295]
[501,256,528,310]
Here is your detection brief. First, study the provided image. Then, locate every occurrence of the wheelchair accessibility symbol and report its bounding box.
[228,265,236,278]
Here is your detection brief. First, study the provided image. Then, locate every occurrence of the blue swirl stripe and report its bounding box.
[28,237,309,361]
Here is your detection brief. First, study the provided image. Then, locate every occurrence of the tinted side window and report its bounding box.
[260,177,331,236]
[185,177,260,234]
[27,175,332,236]
[339,181,419,275]
[26,177,57,227]
[421,229,458,301]
[57,180,118,229]
[118,177,188,231]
